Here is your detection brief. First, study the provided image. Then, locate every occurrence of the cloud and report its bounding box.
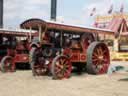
[3,0,128,28]
[4,0,50,28]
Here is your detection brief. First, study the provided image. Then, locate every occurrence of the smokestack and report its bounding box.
[51,0,57,21]
[0,0,3,28]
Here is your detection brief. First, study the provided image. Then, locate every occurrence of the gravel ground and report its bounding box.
[0,61,128,96]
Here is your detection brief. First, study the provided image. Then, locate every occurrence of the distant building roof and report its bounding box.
[106,17,127,32]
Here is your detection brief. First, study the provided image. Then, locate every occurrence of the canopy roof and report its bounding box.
[0,28,36,37]
[20,18,114,35]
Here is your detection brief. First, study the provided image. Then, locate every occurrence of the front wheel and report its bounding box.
[0,56,15,73]
[87,42,110,74]
[29,48,47,76]
[51,55,72,79]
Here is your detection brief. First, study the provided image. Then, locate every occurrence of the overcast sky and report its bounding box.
[4,0,128,28]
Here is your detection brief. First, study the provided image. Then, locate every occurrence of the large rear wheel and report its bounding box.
[87,42,110,74]
[0,56,15,73]
[51,55,72,79]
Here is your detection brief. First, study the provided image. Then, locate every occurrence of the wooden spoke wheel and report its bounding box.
[51,55,72,79]
[87,42,110,74]
[0,56,15,73]
[81,33,95,50]
[30,48,47,76]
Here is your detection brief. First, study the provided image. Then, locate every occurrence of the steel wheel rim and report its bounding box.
[92,44,110,74]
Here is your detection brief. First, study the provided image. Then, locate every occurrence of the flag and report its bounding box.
[120,4,124,13]
[108,4,113,14]
[90,7,96,16]
[94,22,98,27]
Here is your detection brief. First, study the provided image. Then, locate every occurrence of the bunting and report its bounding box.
[120,4,124,13]
[90,7,96,16]
[108,4,113,14]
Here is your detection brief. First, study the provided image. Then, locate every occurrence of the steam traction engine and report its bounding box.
[0,29,34,72]
[21,18,112,79]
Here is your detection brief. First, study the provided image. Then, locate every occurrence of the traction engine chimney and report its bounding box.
[0,0,3,28]
[51,0,57,21]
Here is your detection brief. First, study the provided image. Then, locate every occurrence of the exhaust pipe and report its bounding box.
[0,0,3,28]
[51,0,57,21]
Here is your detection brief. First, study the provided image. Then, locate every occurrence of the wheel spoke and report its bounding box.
[102,58,107,63]
[99,64,108,73]
[99,46,103,56]
[63,60,68,65]
[102,50,107,54]
[62,58,66,65]
[96,59,101,65]
[55,62,63,69]
[55,68,61,74]
[96,49,100,56]
[92,55,98,59]
[93,51,99,57]
[59,58,66,65]
[92,58,99,62]
[65,64,71,69]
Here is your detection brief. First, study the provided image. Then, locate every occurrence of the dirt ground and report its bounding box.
[0,61,128,96]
